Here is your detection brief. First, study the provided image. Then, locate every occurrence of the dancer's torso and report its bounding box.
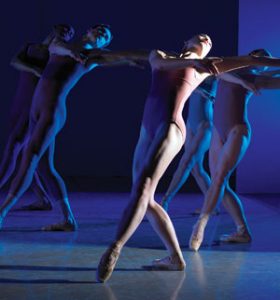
[142,67,205,139]
[31,54,90,118]
[10,44,49,127]
[213,72,254,141]
[187,76,217,133]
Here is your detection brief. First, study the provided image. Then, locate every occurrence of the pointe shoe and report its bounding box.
[189,231,203,251]
[96,247,121,282]
[143,255,186,271]
[220,231,252,243]
[189,218,208,251]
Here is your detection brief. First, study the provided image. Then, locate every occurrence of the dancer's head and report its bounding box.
[182,34,212,58]
[83,24,112,49]
[53,24,75,42]
[248,48,272,73]
[249,48,272,57]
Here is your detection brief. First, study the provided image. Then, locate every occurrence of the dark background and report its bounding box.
[0,0,239,191]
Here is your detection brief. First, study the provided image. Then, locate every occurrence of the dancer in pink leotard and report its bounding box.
[96,37,280,282]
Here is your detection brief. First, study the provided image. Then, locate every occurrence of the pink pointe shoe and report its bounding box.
[96,246,121,283]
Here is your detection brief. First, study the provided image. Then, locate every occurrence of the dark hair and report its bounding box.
[249,48,272,57]
[89,24,113,47]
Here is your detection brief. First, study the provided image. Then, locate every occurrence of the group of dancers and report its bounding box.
[1,24,280,283]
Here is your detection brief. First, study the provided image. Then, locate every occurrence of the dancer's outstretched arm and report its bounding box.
[48,39,78,58]
[49,40,148,68]
[85,50,149,68]
[149,50,219,73]
[254,75,280,89]
[259,69,280,77]
[211,55,280,74]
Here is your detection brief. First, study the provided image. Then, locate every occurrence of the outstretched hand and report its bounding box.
[32,67,43,78]
[193,57,223,75]
[70,51,87,64]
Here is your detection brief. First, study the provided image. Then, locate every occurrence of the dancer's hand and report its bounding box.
[69,51,87,64]
[193,57,223,75]
[32,66,43,77]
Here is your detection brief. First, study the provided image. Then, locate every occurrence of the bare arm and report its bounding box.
[86,49,149,60]
[150,50,221,76]
[254,75,280,90]
[48,39,76,57]
[149,49,203,71]
[83,49,149,69]
[10,44,43,77]
[259,69,280,77]
[212,55,280,74]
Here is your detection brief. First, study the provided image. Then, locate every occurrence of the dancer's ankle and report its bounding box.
[237,224,250,234]
[198,213,210,224]
[170,252,184,263]
[110,242,122,252]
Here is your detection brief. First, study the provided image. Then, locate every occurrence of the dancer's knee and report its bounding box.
[132,177,152,205]
[200,120,213,132]
[211,170,228,189]
[191,164,204,178]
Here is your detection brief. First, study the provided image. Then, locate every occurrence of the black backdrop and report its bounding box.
[0,0,238,190]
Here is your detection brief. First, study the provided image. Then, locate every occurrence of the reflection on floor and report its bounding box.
[0,192,280,299]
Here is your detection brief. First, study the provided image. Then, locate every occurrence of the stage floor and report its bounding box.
[0,191,280,299]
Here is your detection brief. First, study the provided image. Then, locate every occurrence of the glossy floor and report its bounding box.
[0,192,279,300]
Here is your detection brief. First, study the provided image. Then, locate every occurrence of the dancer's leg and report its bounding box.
[37,141,76,231]
[189,125,251,250]
[97,123,185,282]
[18,174,53,210]
[161,121,211,211]
[0,120,27,189]
[116,124,183,249]
[0,115,61,228]
[220,184,251,242]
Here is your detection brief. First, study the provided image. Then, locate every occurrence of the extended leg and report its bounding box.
[220,184,251,243]
[161,121,211,211]
[37,141,77,231]
[189,125,251,251]
[18,174,53,211]
[0,120,28,189]
[97,123,185,282]
[0,115,61,228]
